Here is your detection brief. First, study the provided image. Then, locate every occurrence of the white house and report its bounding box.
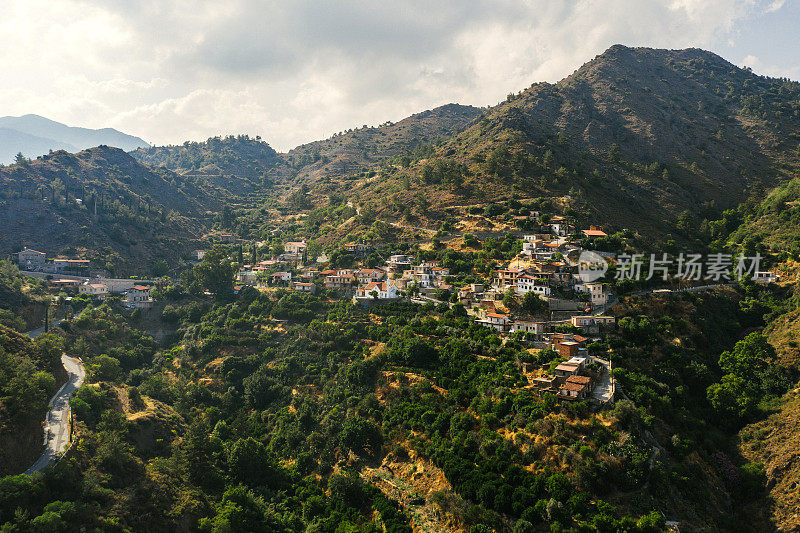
[585,282,610,306]
[386,255,413,273]
[510,320,546,335]
[125,285,152,308]
[17,248,46,268]
[356,268,385,284]
[357,281,398,299]
[271,271,292,284]
[79,282,109,298]
[516,274,551,296]
[293,282,317,294]
[478,312,511,332]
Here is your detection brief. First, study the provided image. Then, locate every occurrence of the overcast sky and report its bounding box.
[1,0,797,151]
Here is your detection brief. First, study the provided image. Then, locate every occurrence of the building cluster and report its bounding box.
[522,328,616,402]
[45,277,154,309]
[17,248,91,275]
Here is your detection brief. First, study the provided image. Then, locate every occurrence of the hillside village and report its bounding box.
[12,210,628,405]
[3,36,800,532]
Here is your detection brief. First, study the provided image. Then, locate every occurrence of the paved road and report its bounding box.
[591,356,614,403]
[25,354,85,474]
[25,318,64,339]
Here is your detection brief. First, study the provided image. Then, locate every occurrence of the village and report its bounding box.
[12,212,625,405]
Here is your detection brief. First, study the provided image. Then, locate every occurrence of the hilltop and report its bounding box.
[131,135,283,195]
[283,103,482,181]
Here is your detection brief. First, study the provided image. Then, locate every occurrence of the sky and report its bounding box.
[1,0,798,152]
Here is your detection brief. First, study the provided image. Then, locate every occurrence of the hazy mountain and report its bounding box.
[0,114,149,164]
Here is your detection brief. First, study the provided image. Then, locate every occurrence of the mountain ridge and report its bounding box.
[0,114,149,164]
[310,45,800,241]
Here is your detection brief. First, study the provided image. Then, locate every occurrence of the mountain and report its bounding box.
[0,114,149,164]
[316,46,800,240]
[130,135,283,195]
[283,103,482,182]
[0,127,78,163]
[130,105,482,194]
[0,146,228,275]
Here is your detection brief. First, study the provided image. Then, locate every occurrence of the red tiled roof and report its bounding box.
[566,375,591,385]
[582,229,607,237]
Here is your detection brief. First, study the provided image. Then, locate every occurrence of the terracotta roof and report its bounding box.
[555,363,580,372]
[582,229,607,237]
[131,285,150,291]
[566,375,591,385]
[560,381,587,392]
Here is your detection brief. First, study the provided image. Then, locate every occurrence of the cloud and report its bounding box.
[0,0,795,151]
[764,0,786,12]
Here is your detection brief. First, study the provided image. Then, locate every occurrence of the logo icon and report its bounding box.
[577,250,608,282]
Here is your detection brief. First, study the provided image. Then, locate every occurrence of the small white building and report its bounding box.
[293,282,317,294]
[516,274,551,296]
[17,248,46,268]
[478,312,511,332]
[271,271,292,284]
[125,285,152,308]
[357,281,398,299]
[584,281,610,306]
[79,282,109,298]
[510,320,546,335]
[356,268,385,284]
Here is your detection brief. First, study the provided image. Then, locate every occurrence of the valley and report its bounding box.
[1,45,799,532]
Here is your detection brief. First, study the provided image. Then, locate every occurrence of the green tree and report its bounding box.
[183,246,234,301]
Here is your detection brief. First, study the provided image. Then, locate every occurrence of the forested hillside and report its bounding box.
[303,46,800,241]
[131,135,283,195]
[0,146,229,274]
[0,255,792,531]
[283,103,482,182]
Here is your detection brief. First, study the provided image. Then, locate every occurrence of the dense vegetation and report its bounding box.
[132,135,283,194]
[0,147,224,274]
[0,251,793,531]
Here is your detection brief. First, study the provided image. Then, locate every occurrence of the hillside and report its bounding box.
[283,103,482,181]
[0,147,228,275]
[0,114,148,164]
[0,324,62,477]
[310,46,800,241]
[724,177,800,254]
[131,135,283,195]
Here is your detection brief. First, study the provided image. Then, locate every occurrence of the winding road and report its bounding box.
[24,324,85,475]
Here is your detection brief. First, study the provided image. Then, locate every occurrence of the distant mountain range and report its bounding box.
[0,114,149,164]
